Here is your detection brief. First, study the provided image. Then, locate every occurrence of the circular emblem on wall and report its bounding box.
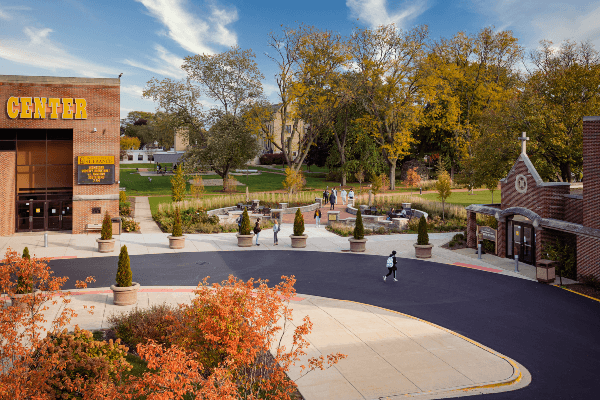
[515,174,528,194]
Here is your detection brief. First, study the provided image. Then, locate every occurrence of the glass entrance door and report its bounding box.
[47,201,72,231]
[17,201,46,231]
[509,220,535,265]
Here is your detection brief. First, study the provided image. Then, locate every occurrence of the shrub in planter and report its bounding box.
[240,208,251,235]
[121,217,140,232]
[116,245,132,287]
[353,209,365,240]
[172,207,183,237]
[417,216,429,245]
[293,208,305,236]
[101,212,112,240]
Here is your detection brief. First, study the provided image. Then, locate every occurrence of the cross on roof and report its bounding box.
[518,132,529,155]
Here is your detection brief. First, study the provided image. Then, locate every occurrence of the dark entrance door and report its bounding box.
[17,201,47,232]
[47,201,73,231]
[507,218,535,265]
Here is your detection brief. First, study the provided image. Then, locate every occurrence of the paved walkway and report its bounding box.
[134,196,162,234]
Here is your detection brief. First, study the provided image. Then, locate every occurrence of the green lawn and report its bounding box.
[120,163,173,169]
[420,190,500,206]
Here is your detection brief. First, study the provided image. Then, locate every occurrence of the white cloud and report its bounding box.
[0,26,117,77]
[135,0,238,55]
[469,0,600,49]
[346,0,429,29]
[123,44,186,79]
[0,5,31,20]
[121,84,147,98]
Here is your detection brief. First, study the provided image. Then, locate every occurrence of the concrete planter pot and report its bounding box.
[10,289,41,311]
[96,238,116,253]
[236,233,255,247]
[349,237,367,252]
[414,243,433,258]
[168,235,186,249]
[290,234,308,248]
[110,282,140,306]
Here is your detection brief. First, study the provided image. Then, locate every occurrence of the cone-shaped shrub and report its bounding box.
[417,215,429,245]
[16,247,33,294]
[172,207,183,237]
[293,208,305,236]
[116,245,132,287]
[353,209,364,240]
[240,208,251,235]
[101,212,112,240]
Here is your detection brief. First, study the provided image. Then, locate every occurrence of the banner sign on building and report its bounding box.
[78,156,114,165]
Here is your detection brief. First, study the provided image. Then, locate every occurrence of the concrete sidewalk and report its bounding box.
[40,287,530,400]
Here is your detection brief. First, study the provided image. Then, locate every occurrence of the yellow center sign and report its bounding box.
[7,97,87,119]
[78,156,114,165]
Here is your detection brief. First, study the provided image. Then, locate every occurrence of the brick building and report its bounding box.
[0,75,120,235]
[466,119,600,280]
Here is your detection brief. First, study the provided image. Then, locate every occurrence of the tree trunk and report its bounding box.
[341,171,347,186]
[388,159,397,190]
[559,162,572,183]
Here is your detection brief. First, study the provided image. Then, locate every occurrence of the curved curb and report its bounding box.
[335,298,531,399]
[552,285,600,303]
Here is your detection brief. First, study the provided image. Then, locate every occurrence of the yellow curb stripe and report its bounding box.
[552,285,600,303]
[334,297,524,396]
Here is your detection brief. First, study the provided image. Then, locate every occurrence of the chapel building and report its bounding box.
[466,118,600,280]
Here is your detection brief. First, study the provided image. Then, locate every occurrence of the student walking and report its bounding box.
[237,214,243,233]
[333,188,338,204]
[254,218,262,246]
[383,251,398,282]
[348,189,355,205]
[273,220,279,245]
[329,191,336,210]
[314,208,322,227]
[341,188,347,205]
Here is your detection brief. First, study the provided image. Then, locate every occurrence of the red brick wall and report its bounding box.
[578,118,600,279]
[563,196,583,225]
[0,152,16,235]
[500,159,570,219]
[0,76,120,235]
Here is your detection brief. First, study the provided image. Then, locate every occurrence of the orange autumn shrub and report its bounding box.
[0,248,95,399]
[121,275,347,399]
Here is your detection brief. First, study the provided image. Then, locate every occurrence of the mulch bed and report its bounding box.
[562,284,600,301]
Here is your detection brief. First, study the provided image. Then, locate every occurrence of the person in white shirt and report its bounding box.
[341,188,347,205]
[348,189,355,206]
[332,188,338,204]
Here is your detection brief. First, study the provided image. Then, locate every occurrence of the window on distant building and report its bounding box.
[148,155,153,162]
[286,125,291,133]
[138,154,144,161]
[128,154,133,161]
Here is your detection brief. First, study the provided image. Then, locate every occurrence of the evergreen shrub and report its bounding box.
[172,207,183,237]
[417,215,429,245]
[240,208,251,235]
[116,245,132,287]
[101,212,112,240]
[293,208,305,236]
[353,209,364,240]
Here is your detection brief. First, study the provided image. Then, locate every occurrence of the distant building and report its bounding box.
[256,103,307,163]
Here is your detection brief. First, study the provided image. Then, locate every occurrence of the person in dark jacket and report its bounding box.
[253,218,262,246]
[329,191,336,210]
[383,250,398,282]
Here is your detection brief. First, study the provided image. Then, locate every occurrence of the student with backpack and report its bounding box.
[383,250,398,282]
[237,214,243,232]
[314,208,322,227]
[254,218,262,246]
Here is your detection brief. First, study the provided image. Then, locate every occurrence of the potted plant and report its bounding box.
[11,247,37,310]
[96,211,116,253]
[290,208,307,248]
[168,207,186,249]
[110,245,140,306]
[414,215,433,258]
[349,208,367,252]
[236,208,254,247]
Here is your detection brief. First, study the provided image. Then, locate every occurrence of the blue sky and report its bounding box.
[1,0,599,120]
